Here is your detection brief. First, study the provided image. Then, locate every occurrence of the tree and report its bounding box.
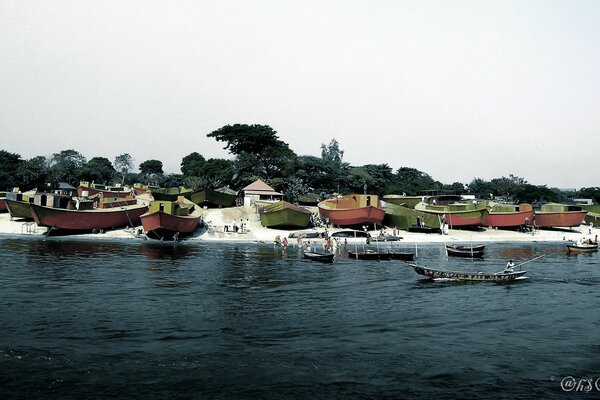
[361,164,394,195]
[202,158,234,188]
[114,153,134,184]
[139,159,164,175]
[48,149,86,186]
[80,157,116,183]
[467,178,494,199]
[295,155,328,191]
[394,167,437,195]
[181,152,206,176]
[15,156,48,190]
[578,187,600,204]
[320,139,350,193]
[0,150,23,190]
[490,175,527,202]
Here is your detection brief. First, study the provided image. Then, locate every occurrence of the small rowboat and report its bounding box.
[445,244,485,258]
[303,251,334,263]
[407,263,528,283]
[566,242,598,253]
[348,249,390,260]
[387,250,415,261]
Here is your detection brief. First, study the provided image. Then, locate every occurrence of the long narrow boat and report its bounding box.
[414,201,489,228]
[30,201,148,232]
[348,249,391,260]
[318,194,385,227]
[484,202,534,228]
[387,250,415,261]
[533,203,587,228]
[189,187,237,208]
[445,244,485,258]
[259,201,312,228]
[566,242,598,253]
[407,263,528,282]
[140,197,202,240]
[303,251,334,263]
[77,181,132,199]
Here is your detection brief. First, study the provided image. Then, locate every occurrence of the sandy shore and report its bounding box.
[1,205,597,245]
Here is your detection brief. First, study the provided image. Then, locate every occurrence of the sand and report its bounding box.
[0,205,596,245]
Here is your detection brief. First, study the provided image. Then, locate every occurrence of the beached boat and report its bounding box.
[331,229,371,243]
[140,197,202,240]
[303,251,334,263]
[259,201,312,228]
[533,203,587,228]
[77,181,132,199]
[318,194,385,227]
[30,200,148,233]
[445,244,485,258]
[0,192,6,213]
[382,202,441,231]
[189,187,237,208]
[484,202,535,228]
[407,263,528,283]
[5,190,38,220]
[150,186,193,202]
[566,242,598,253]
[383,194,429,209]
[414,200,489,228]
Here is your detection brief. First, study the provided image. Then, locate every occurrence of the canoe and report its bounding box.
[566,242,598,253]
[407,263,528,283]
[303,251,334,263]
[140,197,203,240]
[259,201,312,228]
[445,244,485,258]
[348,249,391,260]
[387,250,415,261]
[318,194,384,227]
[30,202,148,232]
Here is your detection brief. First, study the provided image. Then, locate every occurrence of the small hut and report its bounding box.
[242,179,283,208]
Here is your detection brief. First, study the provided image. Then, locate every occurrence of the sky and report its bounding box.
[1,0,599,189]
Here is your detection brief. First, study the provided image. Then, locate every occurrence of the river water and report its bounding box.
[1,236,599,399]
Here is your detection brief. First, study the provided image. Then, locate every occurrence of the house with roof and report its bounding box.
[242,179,283,207]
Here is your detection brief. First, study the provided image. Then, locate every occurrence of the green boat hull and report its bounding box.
[189,188,236,208]
[259,201,312,228]
[383,203,441,230]
[5,198,34,220]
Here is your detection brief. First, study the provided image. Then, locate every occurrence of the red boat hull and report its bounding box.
[77,186,132,198]
[0,198,7,213]
[318,206,385,227]
[485,211,535,228]
[141,210,201,240]
[442,212,487,227]
[30,203,148,231]
[534,212,587,228]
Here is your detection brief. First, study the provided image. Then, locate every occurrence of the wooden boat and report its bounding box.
[383,202,441,231]
[383,194,429,209]
[0,192,6,213]
[407,263,528,283]
[303,251,334,263]
[189,187,237,208]
[414,200,489,228]
[533,203,587,228]
[318,194,385,227]
[348,249,391,260]
[30,200,148,233]
[445,244,485,258]
[259,201,312,228]
[5,190,36,220]
[331,229,371,243]
[141,197,203,240]
[371,234,403,242]
[566,242,598,253]
[289,230,321,239]
[407,225,442,234]
[484,202,535,228]
[149,186,193,202]
[77,181,132,199]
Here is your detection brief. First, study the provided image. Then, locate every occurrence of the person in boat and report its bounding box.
[503,260,515,273]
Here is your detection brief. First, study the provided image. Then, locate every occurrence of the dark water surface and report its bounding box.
[1,236,599,399]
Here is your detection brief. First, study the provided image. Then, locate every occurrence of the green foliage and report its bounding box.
[513,184,561,204]
[181,152,206,176]
[395,167,438,195]
[139,159,164,175]
[207,124,287,156]
[320,139,350,192]
[0,150,23,190]
[80,157,116,184]
[114,154,134,184]
[578,187,600,204]
[295,155,328,191]
[15,156,48,190]
[48,149,87,186]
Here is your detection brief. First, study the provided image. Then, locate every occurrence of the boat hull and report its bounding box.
[259,201,312,228]
[534,212,587,228]
[5,199,33,220]
[408,263,527,282]
[303,251,334,263]
[485,210,535,228]
[318,195,385,227]
[189,188,236,208]
[566,243,598,253]
[141,210,201,240]
[414,203,488,228]
[77,186,132,199]
[30,203,148,231]
[0,198,6,213]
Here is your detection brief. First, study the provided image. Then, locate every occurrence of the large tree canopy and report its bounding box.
[139,159,164,175]
[80,157,116,184]
[48,149,87,186]
[0,150,23,190]
[207,124,289,156]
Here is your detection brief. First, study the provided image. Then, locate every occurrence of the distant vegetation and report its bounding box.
[1,123,599,204]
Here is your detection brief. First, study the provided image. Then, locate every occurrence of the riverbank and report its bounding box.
[0,205,596,244]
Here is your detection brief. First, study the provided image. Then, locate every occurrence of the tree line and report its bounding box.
[1,124,599,204]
